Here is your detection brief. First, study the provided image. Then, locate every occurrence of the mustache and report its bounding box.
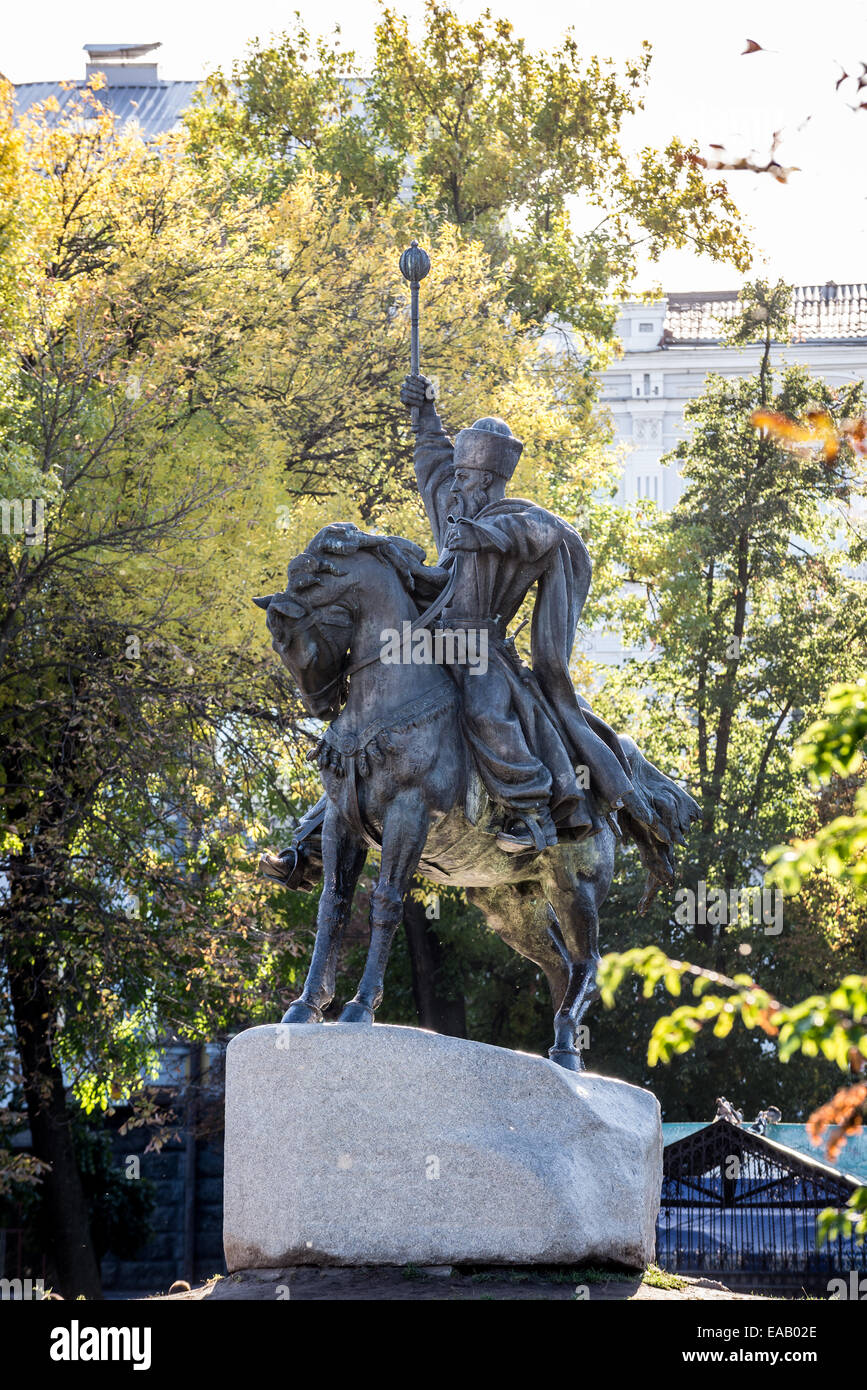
[448,486,488,515]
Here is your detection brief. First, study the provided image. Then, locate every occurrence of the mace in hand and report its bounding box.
[399,240,433,427]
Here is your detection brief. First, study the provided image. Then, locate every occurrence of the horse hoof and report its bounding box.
[281,1000,323,1024]
[338,1000,375,1024]
[548,1048,584,1072]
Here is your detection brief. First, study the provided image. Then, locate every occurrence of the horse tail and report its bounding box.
[615,736,701,915]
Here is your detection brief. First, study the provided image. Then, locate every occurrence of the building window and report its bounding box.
[638,322,654,332]
[632,371,664,399]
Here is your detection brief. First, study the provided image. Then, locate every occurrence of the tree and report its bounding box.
[0,83,294,1297]
[598,674,867,1244]
[0,79,624,1294]
[186,3,750,358]
[583,282,867,1115]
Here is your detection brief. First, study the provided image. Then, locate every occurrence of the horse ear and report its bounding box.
[253,594,274,609]
[268,595,307,619]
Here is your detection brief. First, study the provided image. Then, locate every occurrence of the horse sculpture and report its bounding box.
[255,520,699,1070]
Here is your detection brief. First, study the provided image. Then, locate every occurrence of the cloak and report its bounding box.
[446,497,639,815]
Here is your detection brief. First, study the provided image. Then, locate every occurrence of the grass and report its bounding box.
[398,1262,646,1292]
[642,1264,688,1291]
[467,1265,634,1286]
[470,1270,532,1284]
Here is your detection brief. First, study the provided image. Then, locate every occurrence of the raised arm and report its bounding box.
[400,374,454,555]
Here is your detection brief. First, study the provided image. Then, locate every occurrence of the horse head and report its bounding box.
[254,524,366,720]
[254,523,448,722]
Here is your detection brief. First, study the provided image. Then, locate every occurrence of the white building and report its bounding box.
[588,283,867,661]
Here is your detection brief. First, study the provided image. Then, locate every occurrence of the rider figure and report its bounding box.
[401,372,645,854]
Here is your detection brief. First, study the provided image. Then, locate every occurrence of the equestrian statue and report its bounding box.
[254,242,699,1070]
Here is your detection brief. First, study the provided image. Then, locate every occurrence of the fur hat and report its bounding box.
[453,417,523,480]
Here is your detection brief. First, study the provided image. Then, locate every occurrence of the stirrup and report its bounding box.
[496,812,555,855]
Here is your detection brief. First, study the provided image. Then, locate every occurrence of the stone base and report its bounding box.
[222,1024,662,1271]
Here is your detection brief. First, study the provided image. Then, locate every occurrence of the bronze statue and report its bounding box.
[255,244,699,1070]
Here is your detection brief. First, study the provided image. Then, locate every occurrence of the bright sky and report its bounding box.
[4,0,866,292]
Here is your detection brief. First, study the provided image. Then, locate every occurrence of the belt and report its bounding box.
[440,614,504,636]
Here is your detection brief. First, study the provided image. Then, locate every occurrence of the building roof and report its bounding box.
[13,80,199,140]
[663,1118,863,1197]
[663,284,867,347]
[662,1121,867,1184]
[83,43,162,60]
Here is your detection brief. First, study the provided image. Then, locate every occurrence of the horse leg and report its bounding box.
[339,791,429,1023]
[469,883,591,1070]
[539,837,614,1071]
[282,805,367,1024]
[466,884,570,1016]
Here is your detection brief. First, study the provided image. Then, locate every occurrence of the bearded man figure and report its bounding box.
[401,372,668,856]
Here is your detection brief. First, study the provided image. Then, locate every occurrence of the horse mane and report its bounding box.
[304,523,449,607]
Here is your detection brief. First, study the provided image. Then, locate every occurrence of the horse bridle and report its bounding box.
[279,597,356,707]
[280,565,459,708]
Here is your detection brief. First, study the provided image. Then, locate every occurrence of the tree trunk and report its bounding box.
[8,954,103,1300]
[402,885,467,1037]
